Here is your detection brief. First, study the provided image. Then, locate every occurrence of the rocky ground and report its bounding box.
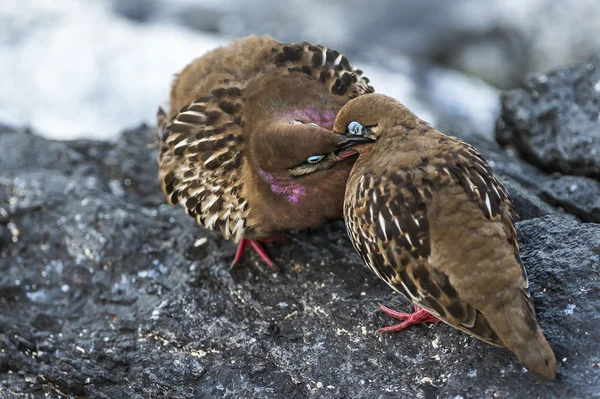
[1,59,600,399]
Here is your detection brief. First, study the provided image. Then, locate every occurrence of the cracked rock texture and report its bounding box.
[1,58,600,398]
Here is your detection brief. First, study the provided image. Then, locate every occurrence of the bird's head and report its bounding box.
[243,74,373,217]
[246,74,373,178]
[333,93,414,153]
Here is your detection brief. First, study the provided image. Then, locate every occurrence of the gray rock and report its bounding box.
[541,175,600,223]
[1,125,599,398]
[501,177,562,220]
[496,55,600,179]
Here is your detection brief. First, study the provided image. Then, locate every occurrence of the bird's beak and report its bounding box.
[335,134,376,159]
[337,134,376,148]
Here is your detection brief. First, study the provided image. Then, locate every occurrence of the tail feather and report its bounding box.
[483,294,557,380]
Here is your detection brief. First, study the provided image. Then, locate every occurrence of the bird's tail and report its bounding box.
[483,293,556,380]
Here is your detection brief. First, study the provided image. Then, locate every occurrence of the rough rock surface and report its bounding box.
[496,55,600,179]
[1,120,599,398]
[541,175,600,224]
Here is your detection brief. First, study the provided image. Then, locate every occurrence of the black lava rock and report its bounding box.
[496,55,600,179]
[541,175,600,223]
[1,121,599,398]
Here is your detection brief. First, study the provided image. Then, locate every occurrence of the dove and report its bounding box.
[157,35,374,270]
[334,93,557,380]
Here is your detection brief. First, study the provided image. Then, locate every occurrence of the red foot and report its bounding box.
[231,238,280,272]
[378,303,441,333]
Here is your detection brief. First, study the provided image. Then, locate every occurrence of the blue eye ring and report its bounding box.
[306,154,326,164]
[347,121,363,135]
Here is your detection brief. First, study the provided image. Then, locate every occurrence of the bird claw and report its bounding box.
[230,238,280,272]
[377,303,440,333]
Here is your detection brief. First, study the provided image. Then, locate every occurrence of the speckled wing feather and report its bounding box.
[157,38,374,242]
[270,41,374,98]
[345,139,524,346]
[157,89,247,242]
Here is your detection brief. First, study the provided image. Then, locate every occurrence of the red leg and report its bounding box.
[248,240,279,271]
[378,303,440,334]
[230,238,280,272]
[231,238,248,266]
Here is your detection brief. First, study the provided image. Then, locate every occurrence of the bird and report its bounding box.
[156,35,374,271]
[333,93,557,380]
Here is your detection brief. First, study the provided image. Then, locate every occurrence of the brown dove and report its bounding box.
[157,35,374,270]
[334,93,557,380]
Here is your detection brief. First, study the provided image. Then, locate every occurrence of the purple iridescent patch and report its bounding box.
[258,169,307,204]
[284,108,338,130]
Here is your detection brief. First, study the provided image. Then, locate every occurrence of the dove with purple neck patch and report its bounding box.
[157,35,374,270]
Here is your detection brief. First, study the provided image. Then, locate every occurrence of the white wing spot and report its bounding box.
[491,183,501,199]
[173,140,189,151]
[202,195,219,212]
[463,175,476,192]
[203,148,228,167]
[394,219,403,234]
[378,212,388,241]
[205,213,219,229]
[476,173,488,187]
[484,193,492,216]
[404,234,414,248]
[223,218,230,237]
[179,110,206,120]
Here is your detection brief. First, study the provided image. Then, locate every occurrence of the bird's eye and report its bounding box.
[306,154,326,164]
[347,121,363,135]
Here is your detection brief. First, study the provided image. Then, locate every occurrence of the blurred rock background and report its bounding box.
[2,0,600,140]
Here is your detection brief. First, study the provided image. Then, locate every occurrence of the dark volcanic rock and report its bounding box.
[494,55,600,224]
[496,55,600,179]
[541,175,600,223]
[1,125,599,398]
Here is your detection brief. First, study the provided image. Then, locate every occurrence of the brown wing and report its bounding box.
[157,90,248,242]
[270,41,374,98]
[345,140,523,346]
[158,37,375,242]
[439,140,529,292]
